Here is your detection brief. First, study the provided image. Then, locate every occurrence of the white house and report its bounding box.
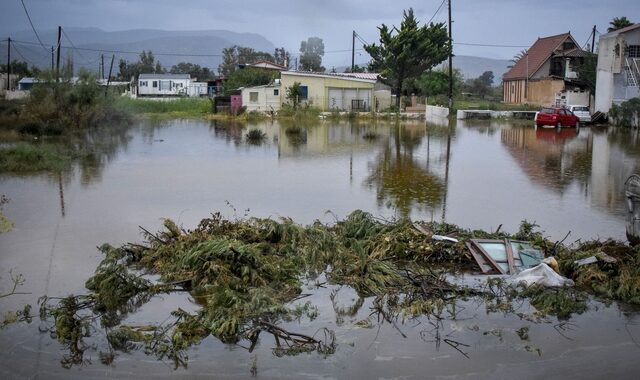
[138,73,190,97]
[241,82,281,112]
[595,23,640,113]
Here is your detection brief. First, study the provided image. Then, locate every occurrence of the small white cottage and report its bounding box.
[137,73,190,97]
[241,82,282,112]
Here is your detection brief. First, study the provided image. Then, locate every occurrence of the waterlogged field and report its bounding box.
[1,118,640,378]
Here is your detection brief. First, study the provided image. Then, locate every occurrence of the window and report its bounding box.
[562,41,575,51]
[300,85,308,100]
[250,92,258,102]
[273,89,279,96]
[629,45,640,58]
[152,81,158,88]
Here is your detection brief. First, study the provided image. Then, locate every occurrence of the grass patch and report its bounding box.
[114,97,211,117]
[0,142,80,173]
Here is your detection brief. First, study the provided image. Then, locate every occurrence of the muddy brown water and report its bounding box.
[1,119,640,379]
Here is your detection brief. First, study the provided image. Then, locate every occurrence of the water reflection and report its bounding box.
[501,126,591,193]
[365,123,451,219]
[500,124,640,214]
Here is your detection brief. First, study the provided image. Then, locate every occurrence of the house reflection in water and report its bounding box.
[500,126,640,214]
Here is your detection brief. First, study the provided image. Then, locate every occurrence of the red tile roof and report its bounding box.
[503,33,577,80]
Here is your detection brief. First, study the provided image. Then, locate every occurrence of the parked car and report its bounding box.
[535,107,580,128]
[568,105,591,123]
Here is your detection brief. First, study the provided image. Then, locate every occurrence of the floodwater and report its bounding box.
[1,118,640,379]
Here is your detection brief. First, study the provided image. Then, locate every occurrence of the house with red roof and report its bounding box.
[595,23,640,113]
[503,32,590,106]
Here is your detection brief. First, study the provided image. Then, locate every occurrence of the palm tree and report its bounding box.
[508,49,528,69]
[608,17,633,33]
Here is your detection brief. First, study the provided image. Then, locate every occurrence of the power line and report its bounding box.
[62,28,101,65]
[427,0,447,25]
[20,0,49,52]
[454,42,530,48]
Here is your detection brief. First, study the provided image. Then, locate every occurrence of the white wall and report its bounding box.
[242,86,281,112]
[138,78,190,96]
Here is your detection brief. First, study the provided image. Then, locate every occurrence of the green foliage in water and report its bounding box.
[609,97,640,128]
[37,212,640,368]
[115,97,211,116]
[0,142,80,172]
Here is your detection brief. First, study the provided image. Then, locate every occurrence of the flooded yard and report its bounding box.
[2,118,640,379]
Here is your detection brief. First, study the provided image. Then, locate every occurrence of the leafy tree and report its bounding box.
[299,37,325,72]
[285,82,303,109]
[218,46,274,77]
[364,8,450,108]
[470,71,494,99]
[223,67,277,95]
[117,51,164,80]
[170,62,213,81]
[577,52,598,92]
[415,69,456,98]
[344,65,366,73]
[274,47,291,68]
[0,60,40,78]
[608,17,633,32]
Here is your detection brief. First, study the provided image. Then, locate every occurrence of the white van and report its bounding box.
[568,105,591,123]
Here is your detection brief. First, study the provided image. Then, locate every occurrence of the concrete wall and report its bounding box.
[242,85,281,112]
[595,28,640,113]
[280,72,375,111]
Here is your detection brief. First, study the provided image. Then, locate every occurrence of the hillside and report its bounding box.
[2,27,276,74]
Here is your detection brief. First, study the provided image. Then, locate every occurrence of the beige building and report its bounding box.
[279,71,391,112]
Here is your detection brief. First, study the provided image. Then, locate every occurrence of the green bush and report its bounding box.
[609,97,640,128]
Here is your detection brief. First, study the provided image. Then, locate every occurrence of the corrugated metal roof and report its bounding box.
[503,33,577,80]
[139,73,190,80]
[283,71,379,83]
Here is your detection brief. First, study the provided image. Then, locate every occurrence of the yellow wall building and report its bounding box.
[280,71,391,112]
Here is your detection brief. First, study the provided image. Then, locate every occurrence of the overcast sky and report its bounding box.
[1,0,638,67]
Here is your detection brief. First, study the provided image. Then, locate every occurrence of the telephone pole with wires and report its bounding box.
[6,38,10,91]
[447,0,453,109]
[56,26,62,80]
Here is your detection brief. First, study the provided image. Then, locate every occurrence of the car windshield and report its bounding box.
[540,108,554,114]
[572,106,589,112]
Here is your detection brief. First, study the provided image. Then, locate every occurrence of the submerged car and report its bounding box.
[535,107,580,128]
[568,105,591,123]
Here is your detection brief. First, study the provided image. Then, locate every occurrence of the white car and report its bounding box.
[568,105,591,123]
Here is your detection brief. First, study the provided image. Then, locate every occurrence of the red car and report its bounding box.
[535,107,580,128]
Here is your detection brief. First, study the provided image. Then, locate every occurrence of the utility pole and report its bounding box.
[56,26,62,81]
[6,38,10,91]
[351,30,355,72]
[105,54,114,96]
[101,54,104,79]
[447,0,453,110]
[591,25,596,54]
[51,46,54,71]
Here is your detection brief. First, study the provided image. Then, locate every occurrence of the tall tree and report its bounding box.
[170,62,214,81]
[471,71,494,99]
[218,45,274,77]
[577,52,598,92]
[364,8,451,108]
[274,47,291,68]
[117,50,164,80]
[299,37,325,72]
[608,17,633,32]
[223,67,278,95]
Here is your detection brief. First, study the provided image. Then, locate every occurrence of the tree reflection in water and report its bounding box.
[365,123,452,219]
